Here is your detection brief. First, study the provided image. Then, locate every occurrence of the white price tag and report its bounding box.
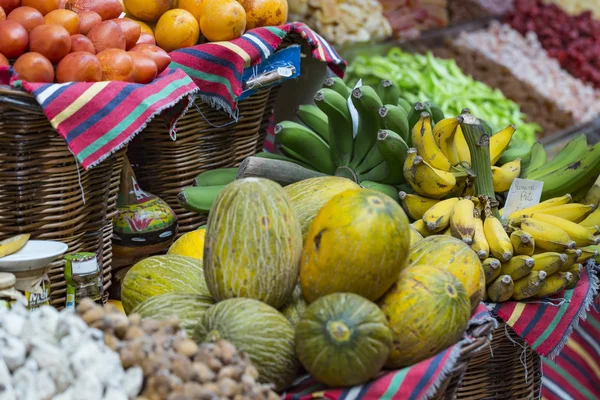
[501,178,544,221]
[348,79,362,138]
[277,67,293,78]
[73,258,98,275]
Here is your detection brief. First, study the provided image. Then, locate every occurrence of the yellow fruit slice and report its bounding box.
[0,234,30,258]
[167,228,206,259]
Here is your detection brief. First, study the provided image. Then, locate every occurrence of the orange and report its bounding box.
[123,0,173,22]
[176,0,204,23]
[238,0,287,30]
[155,9,199,52]
[200,0,246,42]
[130,18,154,35]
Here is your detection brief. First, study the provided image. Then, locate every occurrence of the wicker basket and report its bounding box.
[127,87,274,236]
[455,320,543,399]
[0,86,125,309]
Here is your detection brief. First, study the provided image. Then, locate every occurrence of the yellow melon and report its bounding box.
[167,227,205,259]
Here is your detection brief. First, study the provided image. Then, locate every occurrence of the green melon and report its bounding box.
[193,298,298,391]
[295,293,392,387]
[407,235,486,311]
[379,264,470,368]
[131,293,214,337]
[121,255,210,314]
[204,178,303,309]
[284,177,361,240]
[280,284,307,327]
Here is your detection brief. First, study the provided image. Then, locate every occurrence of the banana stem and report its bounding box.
[458,114,500,219]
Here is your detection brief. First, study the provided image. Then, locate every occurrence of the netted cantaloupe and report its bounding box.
[204,178,302,309]
[407,235,486,311]
[295,293,392,387]
[131,293,214,337]
[121,255,210,314]
[280,284,307,327]
[284,177,360,241]
[193,298,298,391]
[379,264,470,368]
[300,189,410,303]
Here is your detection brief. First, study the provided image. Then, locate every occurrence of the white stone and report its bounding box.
[1,314,25,338]
[0,333,26,372]
[0,358,16,400]
[123,367,143,399]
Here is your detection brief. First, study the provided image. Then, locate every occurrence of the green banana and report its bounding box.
[375,129,408,185]
[253,151,314,170]
[380,105,410,144]
[499,136,532,168]
[397,98,412,114]
[360,180,399,202]
[425,101,445,124]
[358,161,389,182]
[525,135,587,179]
[275,121,335,174]
[322,77,351,99]
[376,80,400,106]
[407,102,432,131]
[296,104,329,143]
[521,142,547,177]
[350,86,383,168]
[193,168,237,187]
[178,185,225,213]
[314,88,354,168]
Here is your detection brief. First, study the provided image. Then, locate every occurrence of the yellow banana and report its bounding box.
[412,219,432,237]
[531,213,600,247]
[487,275,514,303]
[580,207,600,228]
[506,194,572,225]
[422,197,460,232]
[482,258,501,284]
[564,264,583,290]
[442,227,453,236]
[492,159,521,192]
[501,255,535,281]
[512,271,547,301]
[450,199,476,244]
[537,203,595,223]
[560,249,582,271]
[409,225,424,247]
[582,174,600,207]
[399,191,440,221]
[490,124,516,165]
[586,225,600,235]
[472,217,490,259]
[510,230,535,256]
[412,112,452,171]
[521,218,576,252]
[531,252,567,275]
[404,152,457,199]
[577,246,599,264]
[484,215,513,261]
[453,126,471,166]
[433,117,460,165]
[537,272,573,297]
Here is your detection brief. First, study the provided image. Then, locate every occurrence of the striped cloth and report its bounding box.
[0,66,198,169]
[542,309,600,400]
[169,22,346,117]
[489,265,599,359]
[286,304,495,400]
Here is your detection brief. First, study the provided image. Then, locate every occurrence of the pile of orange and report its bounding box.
[123,0,288,45]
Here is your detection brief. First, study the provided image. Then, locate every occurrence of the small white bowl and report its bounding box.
[0,240,69,272]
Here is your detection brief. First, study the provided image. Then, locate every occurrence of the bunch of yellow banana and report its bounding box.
[407,193,599,303]
[403,108,518,198]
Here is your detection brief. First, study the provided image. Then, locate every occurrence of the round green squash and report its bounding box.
[300,189,410,303]
[284,177,361,241]
[121,255,210,314]
[407,235,486,312]
[295,292,392,387]
[280,284,307,327]
[193,298,298,391]
[378,264,470,368]
[204,178,303,309]
[131,293,214,337]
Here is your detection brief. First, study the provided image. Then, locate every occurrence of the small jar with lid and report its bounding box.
[64,253,103,309]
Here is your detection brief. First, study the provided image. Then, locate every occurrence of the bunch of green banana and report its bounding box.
[521,135,600,201]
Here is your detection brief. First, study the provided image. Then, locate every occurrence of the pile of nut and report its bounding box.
[77,299,280,400]
[0,303,143,400]
[288,0,392,46]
